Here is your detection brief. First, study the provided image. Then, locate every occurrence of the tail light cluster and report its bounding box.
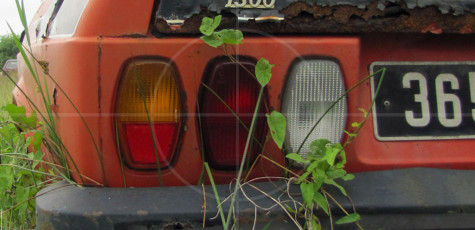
[282,59,347,157]
[115,60,181,169]
[115,57,346,171]
[199,58,268,170]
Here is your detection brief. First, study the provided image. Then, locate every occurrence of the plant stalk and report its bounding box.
[225,86,264,228]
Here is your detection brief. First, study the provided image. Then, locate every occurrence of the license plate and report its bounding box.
[370,62,475,141]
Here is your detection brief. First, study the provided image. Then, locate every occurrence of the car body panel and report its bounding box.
[11,0,475,229]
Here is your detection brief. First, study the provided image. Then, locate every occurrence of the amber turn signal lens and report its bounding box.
[115,60,180,169]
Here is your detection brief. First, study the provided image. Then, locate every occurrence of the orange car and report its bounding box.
[15,0,475,229]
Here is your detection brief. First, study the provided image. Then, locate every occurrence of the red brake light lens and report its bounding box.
[123,123,178,164]
[200,58,268,170]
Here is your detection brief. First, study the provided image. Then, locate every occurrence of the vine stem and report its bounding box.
[225,87,265,228]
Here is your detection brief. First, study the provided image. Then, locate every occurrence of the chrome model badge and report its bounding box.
[225,0,275,9]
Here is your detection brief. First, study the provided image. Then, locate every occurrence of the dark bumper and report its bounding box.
[36,168,475,230]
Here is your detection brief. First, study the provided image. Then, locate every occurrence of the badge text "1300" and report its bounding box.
[225,0,275,8]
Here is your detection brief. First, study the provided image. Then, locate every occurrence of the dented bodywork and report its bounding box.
[155,0,475,34]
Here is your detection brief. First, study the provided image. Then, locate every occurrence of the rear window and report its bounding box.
[3,60,17,70]
[48,0,89,38]
[34,0,89,39]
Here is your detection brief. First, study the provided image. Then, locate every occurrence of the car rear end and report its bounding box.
[12,0,475,229]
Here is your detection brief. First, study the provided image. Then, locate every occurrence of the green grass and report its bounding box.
[0,71,17,114]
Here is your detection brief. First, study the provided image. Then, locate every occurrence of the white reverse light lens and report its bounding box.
[282,59,347,156]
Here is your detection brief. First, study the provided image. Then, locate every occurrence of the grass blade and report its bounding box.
[204,162,228,229]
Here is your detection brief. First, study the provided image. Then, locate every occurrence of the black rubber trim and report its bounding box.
[36,168,475,229]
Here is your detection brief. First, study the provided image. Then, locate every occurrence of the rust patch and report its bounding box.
[136,210,148,216]
[154,2,475,34]
[92,211,103,217]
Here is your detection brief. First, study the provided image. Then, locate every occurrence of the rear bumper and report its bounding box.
[36,168,475,230]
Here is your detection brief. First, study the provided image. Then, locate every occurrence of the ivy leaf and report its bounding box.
[32,131,43,151]
[351,122,360,128]
[220,29,243,45]
[306,160,319,172]
[286,153,309,164]
[199,15,221,36]
[201,33,223,48]
[311,219,321,230]
[255,58,274,87]
[300,182,314,207]
[267,111,286,149]
[312,172,324,191]
[297,170,311,183]
[322,145,340,166]
[313,192,329,215]
[324,178,347,196]
[358,108,368,117]
[336,213,361,225]
[344,130,357,138]
[309,139,330,157]
[335,148,347,169]
[342,173,355,181]
[326,168,347,179]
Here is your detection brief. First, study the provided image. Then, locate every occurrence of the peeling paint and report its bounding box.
[154,0,475,34]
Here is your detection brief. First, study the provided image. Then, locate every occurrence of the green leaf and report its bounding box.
[313,192,329,215]
[344,130,357,138]
[322,146,340,166]
[309,139,330,157]
[267,111,286,149]
[326,168,347,179]
[286,153,309,164]
[297,170,311,183]
[199,15,221,36]
[15,185,30,215]
[300,182,314,207]
[31,151,43,169]
[0,168,14,190]
[306,160,319,172]
[255,58,274,87]
[220,29,243,45]
[32,131,43,151]
[4,104,38,129]
[336,213,361,225]
[201,33,223,48]
[311,219,321,230]
[311,171,324,191]
[324,178,347,196]
[285,204,297,214]
[351,122,360,128]
[261,221,272,230]
[335,148,347,169]
[342,173,355,181]
[358,108,368,117]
